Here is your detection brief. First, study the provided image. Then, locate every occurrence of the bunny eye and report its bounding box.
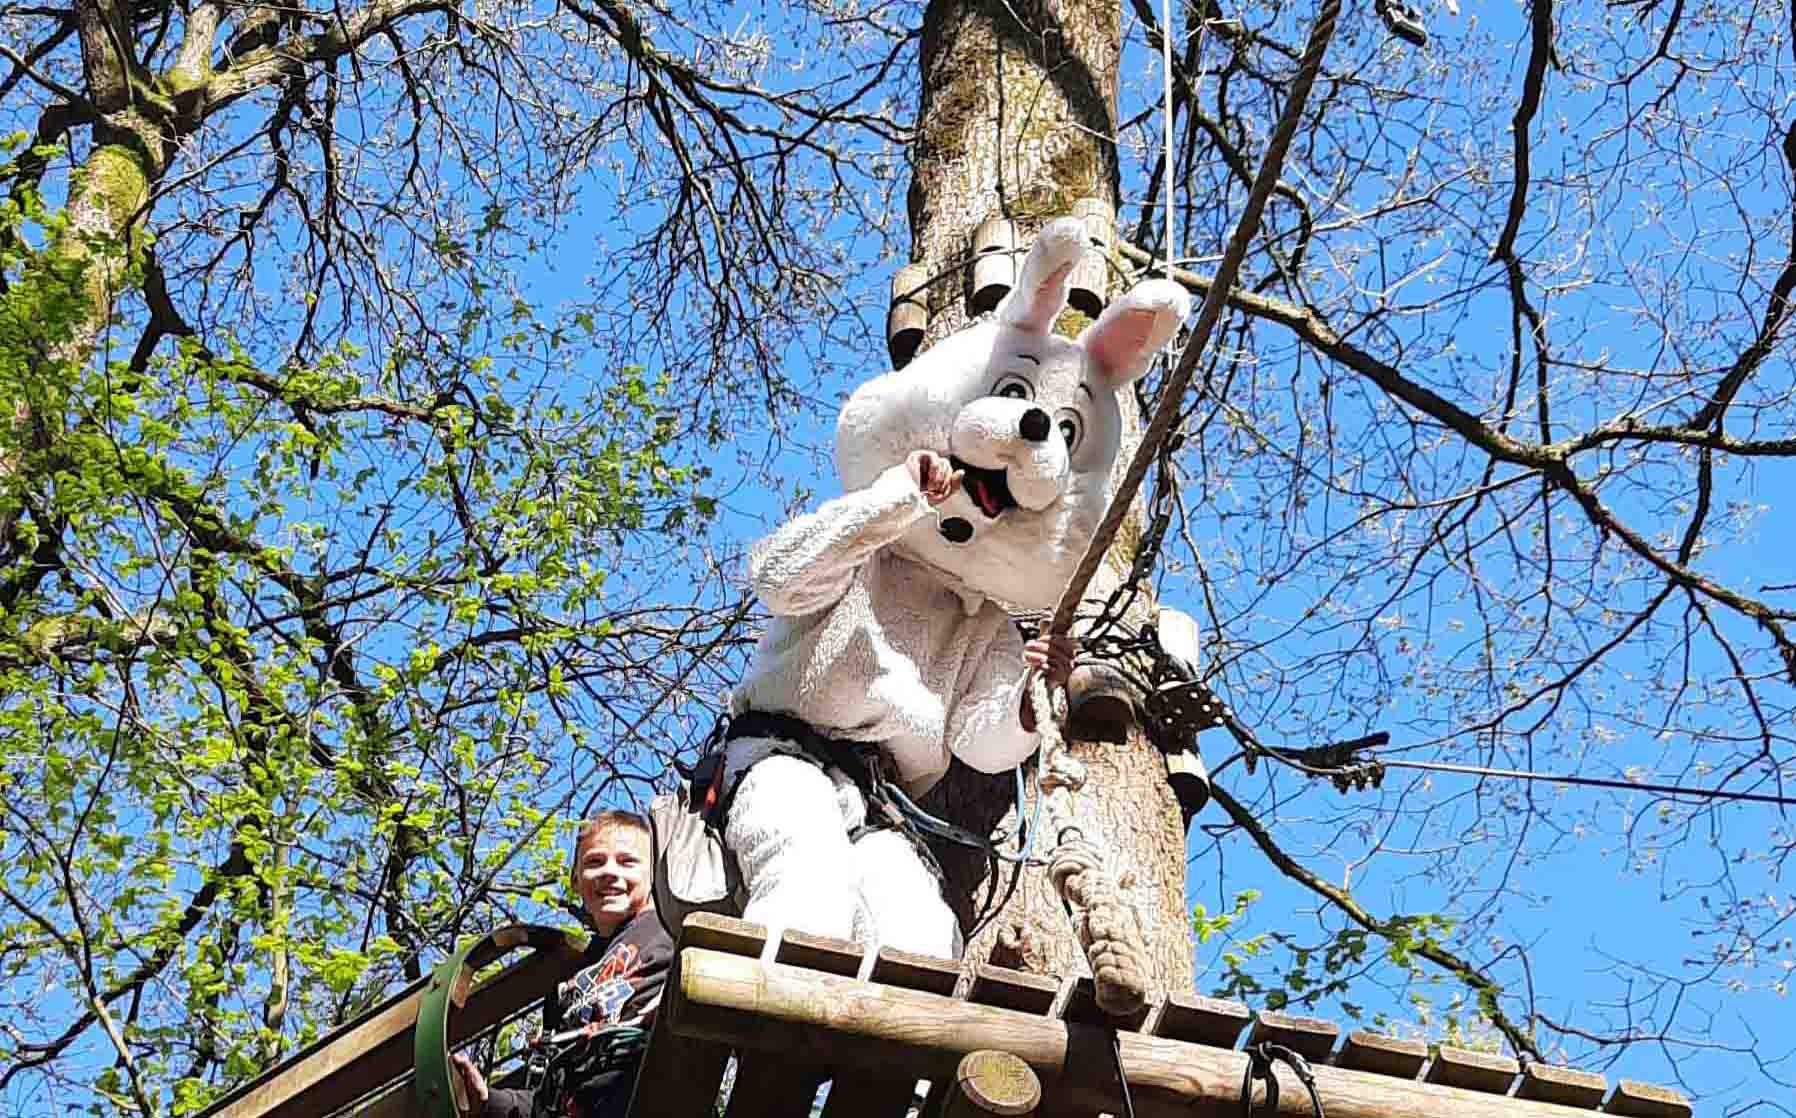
[992,375,1035,401]
[1056,410,1084,453]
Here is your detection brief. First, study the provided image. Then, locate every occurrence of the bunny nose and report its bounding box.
[1019,407,1051,442]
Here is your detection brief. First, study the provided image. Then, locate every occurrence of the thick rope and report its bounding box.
[1044,0,1345,638]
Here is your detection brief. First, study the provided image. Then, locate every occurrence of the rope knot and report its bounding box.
[1047,835,1102,896]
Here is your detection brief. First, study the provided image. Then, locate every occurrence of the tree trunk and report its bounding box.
[911,0,1194,999]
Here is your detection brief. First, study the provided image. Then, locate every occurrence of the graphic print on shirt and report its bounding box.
[558,942,641,1028]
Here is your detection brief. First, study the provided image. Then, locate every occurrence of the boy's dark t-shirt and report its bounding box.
[483,908,674,1118]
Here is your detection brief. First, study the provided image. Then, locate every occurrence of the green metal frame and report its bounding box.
[413,925,585,1118]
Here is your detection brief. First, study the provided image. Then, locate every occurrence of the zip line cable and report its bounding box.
[1379,757,1795,807]
[1161,0,1175,289]
[1223,729,1796,807]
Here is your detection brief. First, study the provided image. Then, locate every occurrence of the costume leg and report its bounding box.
[850,829,960,959]
[724,752,858,941]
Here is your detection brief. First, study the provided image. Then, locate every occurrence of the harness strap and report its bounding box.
[530,1025,647,1118]
[721,711,954,879]
[718,711,1041,937]
[724,711,990,851]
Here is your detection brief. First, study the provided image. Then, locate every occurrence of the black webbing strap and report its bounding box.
[1242,1042,1324,1118]
[1109,1030,1137,1118]
[724,711,990,850]
[722,709,1051,938]
[721,711,956,886]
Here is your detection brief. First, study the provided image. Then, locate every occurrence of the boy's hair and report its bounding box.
[570,810,650,867]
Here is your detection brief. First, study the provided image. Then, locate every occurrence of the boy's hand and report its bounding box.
[451,1053,491,1116]
[906,450,964,507]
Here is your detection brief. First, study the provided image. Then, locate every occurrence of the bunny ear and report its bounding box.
[1078,278,1191,389]
[996,218,1087,334]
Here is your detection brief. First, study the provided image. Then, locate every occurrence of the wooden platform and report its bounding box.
[191,915,1696,1118]
[631,914,1694,1118]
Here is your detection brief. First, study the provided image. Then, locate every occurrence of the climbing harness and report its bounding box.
[722,711,968,863]
[652,710,1042,937]
[1241,1042,1326,1118]
[517,1023,647,1118]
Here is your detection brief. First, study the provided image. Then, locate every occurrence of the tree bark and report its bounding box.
[911,0,1194,1000]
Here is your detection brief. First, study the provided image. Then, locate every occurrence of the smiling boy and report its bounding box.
[454,811,674,1117]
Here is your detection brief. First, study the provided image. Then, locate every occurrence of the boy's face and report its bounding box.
[572,824,652,936]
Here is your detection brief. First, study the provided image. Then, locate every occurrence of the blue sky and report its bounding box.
[527,0,1796,1107]
[4,0,1791,1112]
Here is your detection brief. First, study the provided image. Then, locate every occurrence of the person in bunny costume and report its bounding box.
[722,216,1190,961]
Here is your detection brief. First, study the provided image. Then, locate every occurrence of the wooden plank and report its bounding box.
[623,946,731,1118]
[199,936,585,1118]
[1248,1010,1339,1063]
[347,1057,533,1118]
[1335,1032,1426,1080]
[967,964,1060,1015]
[723,1051,827,1118]
[1426,1046,1519,1095]
[871,946,962,997]
[682,912,771,957]
[670,947,1648,1118]
[207,988,425,1118]
[815,947,955,1118]
[1517,1065,1606,1109]
[1149,993,1250,1049]
[774,928,864,976]
[1061,978,1154,1031]
[731,944,839,1116]
[1603,1080,1692,1118]
[340,1083,408,1118]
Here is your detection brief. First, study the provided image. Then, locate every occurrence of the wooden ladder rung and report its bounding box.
[967,963,1060,1016]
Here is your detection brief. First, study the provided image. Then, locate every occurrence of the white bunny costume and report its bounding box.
[724,218,1190,958]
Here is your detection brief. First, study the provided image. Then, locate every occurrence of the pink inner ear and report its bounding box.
[1087,308,1157,383]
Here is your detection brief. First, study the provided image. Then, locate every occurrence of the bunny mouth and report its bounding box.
[950,457,1017,519]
